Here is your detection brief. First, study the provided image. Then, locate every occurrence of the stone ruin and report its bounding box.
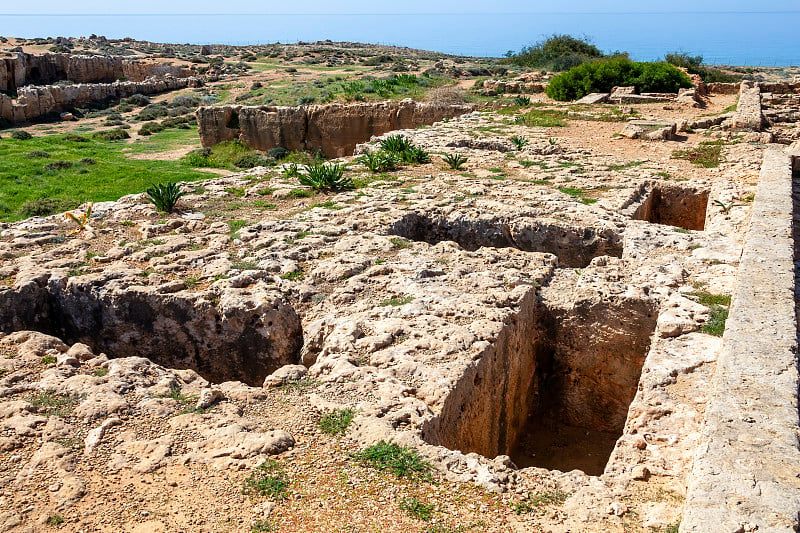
[1,76,800,531]
[0,51,196,124]
[196,100,473,157]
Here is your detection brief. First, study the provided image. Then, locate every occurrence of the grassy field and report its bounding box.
[0,133,214,222]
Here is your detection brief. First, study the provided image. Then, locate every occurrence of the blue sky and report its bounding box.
[4,0,799,14]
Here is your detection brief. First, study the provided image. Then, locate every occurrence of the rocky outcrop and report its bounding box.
[0,75,199,124]
[0,271,302,385]
[480,73,548,96]
[0,52,188,93]
[196,100,473,157]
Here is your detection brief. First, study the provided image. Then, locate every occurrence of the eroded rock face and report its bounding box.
[0,75,199,124]
[196,100,473,157]
[0,52,187,93]
[0,273,302,386]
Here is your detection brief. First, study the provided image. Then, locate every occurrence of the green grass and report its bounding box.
[0,134,213,222]
[124,126,201,154]
[351,441,432,481]
[45,514,64,527]
[690,291,731,336]
[389,237,412,249]
[380,296,414,307]
[242,460,290,500]
[27,390,83,417]
[516,109,568,127]
[672,141,724,168]
[557,187,598,204]
[319,408,355,435]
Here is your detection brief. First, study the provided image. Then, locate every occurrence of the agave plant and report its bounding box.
[299,162,353,191]
[400,146,432,164]
[510,135,530,150]
[65,202,93,234]
[358,151,401,172]
[146,182,185,213]
[513,95,531,106]
[443,153,468,170]
[380,135,412,154]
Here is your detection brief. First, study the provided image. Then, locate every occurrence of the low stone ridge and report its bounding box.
[0,75,199,123]
[196,100,473,157]
[0,52,188,94]
[681,150,800,532]
[729,81,765,131]
[621,120,678,141]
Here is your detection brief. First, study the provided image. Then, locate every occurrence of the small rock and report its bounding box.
[196,388,225,410]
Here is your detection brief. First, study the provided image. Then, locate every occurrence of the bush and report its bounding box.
[380,135,412,153]
[268,147,290,160]
[145,182,185,213]
[443,153,468,170]
[94,128,130,141]
[10,130,32,140]
[138,122,165,136]
[665,52,743,84]
[546,57,692,101]
[19,197,75,218]
[26,150,50,159]
[136,104,170,121]
[351,441,432,481]
[505,34,605,71]
[122,93,150,107]
[170,95,200,108]
[233,153,273,169]
[45,160,73,171]
[63,133,90,143]
[399,146,431,164]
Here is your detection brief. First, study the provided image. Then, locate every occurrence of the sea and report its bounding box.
[0,12,798,66]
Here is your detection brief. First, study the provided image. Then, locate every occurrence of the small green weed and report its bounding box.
[319,408,355,435]
[93,367,109,377]
[242,460,290,500]
[380,296,414,307]
[390,237,411,249]
[45,514,64,526]
[510,135,530,150]
[558,187,597,204]
[41,355,56,365]
[399,496,435,521]
[352,441,432,481]
[672,141,724,168]
[280,271,305,281]
[28,391,83,417]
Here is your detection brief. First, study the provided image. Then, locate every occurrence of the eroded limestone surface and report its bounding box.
[0,104,775,531]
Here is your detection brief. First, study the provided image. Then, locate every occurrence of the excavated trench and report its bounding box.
[631,183,710,230]
[0,276,303,386]
[422,279,658,476]
[389,213,623,268]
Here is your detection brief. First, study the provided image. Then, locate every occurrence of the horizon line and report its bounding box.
[3,10,800,15]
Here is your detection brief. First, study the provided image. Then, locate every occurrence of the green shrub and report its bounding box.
[93,128,130,141]
[122,93,150,107]
[136,103,170,121]
[268,147,290,160]
[510,135,530,150]
[233,153,273,169]
[665,52,743,83]
[672,141,724,168]
[26,150,50,158]
[145,182,185,213]
[45,160,73,171]
[505,34,605,71]
[399,496,434,521]
[63,133,90,142]
[19,197,75,218]
[11,130,32,140]
[546,57,692,101]
[299,162,352,191]
[138,121,165,136]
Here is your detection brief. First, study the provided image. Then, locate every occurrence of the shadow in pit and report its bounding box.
[389,213,623,268]
[630,183,710,231]
[0,277,302,386]
[422,285,658,476]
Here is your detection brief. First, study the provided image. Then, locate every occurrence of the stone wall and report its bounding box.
[680,150,800,532]
[196,100,473,157]
[729,81,764,131]
[0,76,199,124]
[0,52,187,93]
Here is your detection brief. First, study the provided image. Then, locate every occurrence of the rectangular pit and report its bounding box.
[422,284,658,476]
[389,213,623,268]
[631,183,710,231]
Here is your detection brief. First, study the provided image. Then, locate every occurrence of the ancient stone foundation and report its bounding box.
[196,100,473,157]
[627,182,710,231]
